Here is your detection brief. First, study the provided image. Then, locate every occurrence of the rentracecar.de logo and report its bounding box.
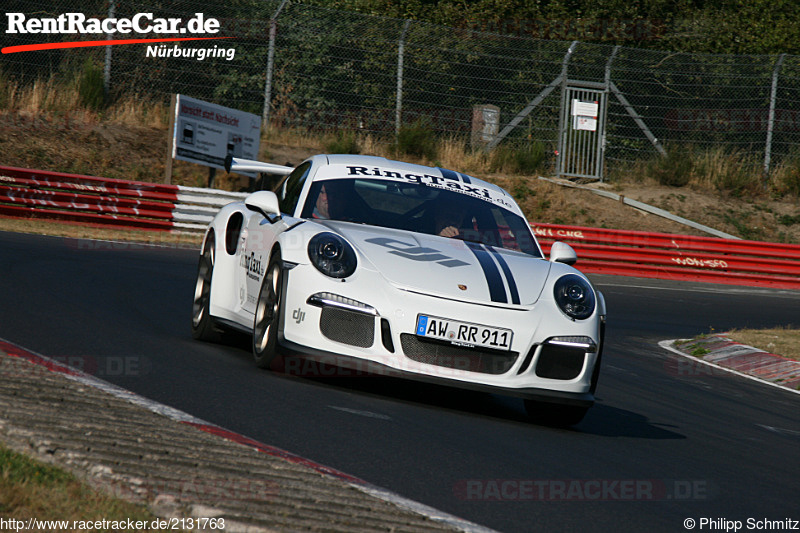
[5,13,220,35]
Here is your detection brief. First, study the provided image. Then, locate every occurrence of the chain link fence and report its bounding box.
[4,0,800,177]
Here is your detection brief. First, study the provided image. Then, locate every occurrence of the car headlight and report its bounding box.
[308,232,357,278]
[554,274,596,320]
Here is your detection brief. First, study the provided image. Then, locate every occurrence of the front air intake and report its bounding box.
[319,307,375,348]
[534,342,587,380]
[400,334,518,375]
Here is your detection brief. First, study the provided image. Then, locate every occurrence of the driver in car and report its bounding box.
[312,184,331,219]
[435,203,464,237]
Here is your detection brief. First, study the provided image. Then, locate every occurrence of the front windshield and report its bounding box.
[300,178,542,257]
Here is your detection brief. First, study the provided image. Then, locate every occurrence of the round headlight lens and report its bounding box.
[554,274,596,320]
[308,232,357,278]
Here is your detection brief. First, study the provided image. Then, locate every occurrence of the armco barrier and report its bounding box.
[533,223,800,290]
[0,165,246,233]
[1,166,799,290]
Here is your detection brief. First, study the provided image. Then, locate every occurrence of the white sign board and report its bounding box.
[571,99,599,132]
[572,100,599,118]
[172,95,261,178]
[573,116,598,131]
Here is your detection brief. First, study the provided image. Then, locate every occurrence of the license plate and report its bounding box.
[415,314,513,351]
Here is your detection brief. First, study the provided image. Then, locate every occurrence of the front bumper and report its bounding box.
[276,338,595,407]
[277,261,602,406]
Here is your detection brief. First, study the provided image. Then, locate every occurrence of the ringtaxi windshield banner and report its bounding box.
[2,11,234,58]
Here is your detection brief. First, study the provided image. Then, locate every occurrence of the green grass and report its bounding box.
[489,143,546,175]
[511,178,535,201]
[647,147,693,187]
[325,132,360,154]
[394,119,438,161]
[778,214,800,226]
[0,445,74,487]
[690,346,711,357]
[77,59,105,111]
[0,443,158,525]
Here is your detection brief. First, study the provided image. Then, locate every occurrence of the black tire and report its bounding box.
[253,250,283,369]
[524,399,589,427]
[191,232,219,341]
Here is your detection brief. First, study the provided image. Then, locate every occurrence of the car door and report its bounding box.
[238,161,313,316]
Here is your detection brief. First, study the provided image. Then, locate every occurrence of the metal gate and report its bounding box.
[557,82,608,180]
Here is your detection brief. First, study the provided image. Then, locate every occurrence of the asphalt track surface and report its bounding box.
[1,230,799,532]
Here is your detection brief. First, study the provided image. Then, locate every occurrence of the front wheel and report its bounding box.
[524,400,589,427]
[191,232,219,341]
[253,250,283,369]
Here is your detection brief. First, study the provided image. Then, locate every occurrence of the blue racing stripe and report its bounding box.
[466,242,507,303]
[458,172,472,184]
[487,246,520,305]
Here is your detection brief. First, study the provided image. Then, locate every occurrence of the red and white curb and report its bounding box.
[0,338,497,533]
[659,337,800,395]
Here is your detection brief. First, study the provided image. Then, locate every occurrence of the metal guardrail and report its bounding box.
[533,223,800,290]
[1,166,798,290]
[0,165,246,233]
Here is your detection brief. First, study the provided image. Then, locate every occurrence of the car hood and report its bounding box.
[318,221,551,306]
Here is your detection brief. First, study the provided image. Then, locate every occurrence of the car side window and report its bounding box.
[277,162,312,215]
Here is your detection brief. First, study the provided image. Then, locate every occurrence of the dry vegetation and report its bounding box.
[726,327,800,362]
[2,75,800,243]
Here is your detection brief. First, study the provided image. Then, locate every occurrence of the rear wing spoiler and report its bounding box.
[224,155,294,176]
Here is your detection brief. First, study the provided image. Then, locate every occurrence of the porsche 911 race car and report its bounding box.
[192,154,606,425]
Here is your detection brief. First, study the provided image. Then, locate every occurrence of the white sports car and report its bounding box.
[192,154,606,425]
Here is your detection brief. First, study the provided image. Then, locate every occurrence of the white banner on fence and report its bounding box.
[172,95,261,177]
[571,100,598,118]
[571,99,598,131]
[573,116,597,131]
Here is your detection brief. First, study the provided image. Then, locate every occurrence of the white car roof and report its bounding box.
[308,154,523,217]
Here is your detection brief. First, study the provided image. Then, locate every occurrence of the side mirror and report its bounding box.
[245,191,281,222]
[549,241,577,265]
